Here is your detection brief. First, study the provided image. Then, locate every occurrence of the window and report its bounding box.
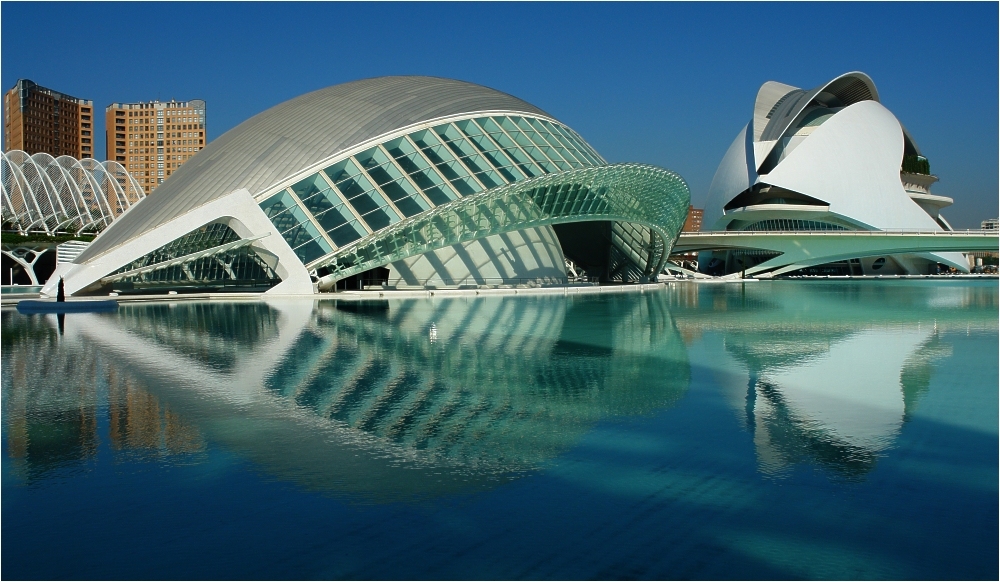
[383,136,457,206]
[323,159,398,231]
[410,129,482,196]
[355,146,430,217]
[289,173,366,246]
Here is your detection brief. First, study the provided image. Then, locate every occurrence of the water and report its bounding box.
[2,280,996,580]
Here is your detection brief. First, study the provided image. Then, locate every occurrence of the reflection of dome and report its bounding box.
[27,294,688,501]
[701,71,967,276]
[667,281,960,478]
[46,77,689,298]
[738,329,954,479]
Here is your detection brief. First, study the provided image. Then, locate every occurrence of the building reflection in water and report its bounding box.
[6,282,988,491]
[669,281,992,479]
[1,313,205,483]
[2,293,690,500]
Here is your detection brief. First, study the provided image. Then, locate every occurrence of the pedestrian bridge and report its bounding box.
[672,230,999,277]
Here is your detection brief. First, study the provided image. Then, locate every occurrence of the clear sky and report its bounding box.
[2,2,997,228]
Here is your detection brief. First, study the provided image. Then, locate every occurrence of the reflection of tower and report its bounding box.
[2,312,98,480]
[1,310,205,483]
[108,369,204,456]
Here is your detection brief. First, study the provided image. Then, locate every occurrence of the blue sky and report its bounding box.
[2,2,997,227]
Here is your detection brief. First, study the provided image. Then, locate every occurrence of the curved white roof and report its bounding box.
[704,71,955,259]
[78,76,551,262]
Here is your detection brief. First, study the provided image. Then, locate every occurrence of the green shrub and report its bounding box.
[902,155,931,175]
[1,232,95,245]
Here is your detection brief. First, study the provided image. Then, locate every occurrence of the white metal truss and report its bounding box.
[0,150,147,235]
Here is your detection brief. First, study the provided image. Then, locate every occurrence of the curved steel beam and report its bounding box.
[312,163,690,290]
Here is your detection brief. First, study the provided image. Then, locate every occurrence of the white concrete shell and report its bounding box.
[48,76,689,297]
[703,71,966,275]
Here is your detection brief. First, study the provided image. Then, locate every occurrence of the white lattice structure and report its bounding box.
[1,150,146,235]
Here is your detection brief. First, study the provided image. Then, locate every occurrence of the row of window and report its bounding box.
[258,114,604,265]
[126,118,202,127]
[741,219,848,231]
[123,109,204,117]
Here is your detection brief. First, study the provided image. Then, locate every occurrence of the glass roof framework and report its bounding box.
[1,150,146,235]
[310,163,690,289]
[255,114,608,267]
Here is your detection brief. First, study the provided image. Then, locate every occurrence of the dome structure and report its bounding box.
[47,76,690,297]
[701,71,967,276]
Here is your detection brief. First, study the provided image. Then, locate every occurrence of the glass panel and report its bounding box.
[507,135,557,173]
[495,116,520,133]
[472,169,502,189]
[383,136,417,158]
[289,173,329,202]
[387,140,458,205]
[292,235,331,264]
[454,118,484,136]
[381,182,428,217]
[312,205,347,231]
[411,129,482,196]
[305,185,367,245]
[433,123,465,142]
[279,206,330,261]
[355,146,391,171]
[538,120,586,167]
[364,158,403,186]
[328,221,365,247]
[463,132,523,183]
[259,190,296,219]
[475,117,504,135]
[477,120,542,177]
[326,160,398,231]
[323,158,363,184]
[518,120,571,170]
[558,125,603,164]
[548,123,592,164]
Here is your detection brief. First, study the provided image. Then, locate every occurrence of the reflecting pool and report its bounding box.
[2,281,997,579]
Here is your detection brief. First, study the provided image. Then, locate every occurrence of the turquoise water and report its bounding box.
[2,281,997,580]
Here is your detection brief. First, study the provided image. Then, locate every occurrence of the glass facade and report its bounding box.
[106,222,281,290]
[309,163,690,287]
[741,219,848,232]
[257,114,606,267]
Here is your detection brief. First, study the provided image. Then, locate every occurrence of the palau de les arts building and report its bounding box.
[43,76,691,297]
[699,71,968,276]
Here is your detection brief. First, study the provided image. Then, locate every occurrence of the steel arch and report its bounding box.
[1,150,147,235]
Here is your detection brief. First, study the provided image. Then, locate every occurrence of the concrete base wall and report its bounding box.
[387,226,567,288]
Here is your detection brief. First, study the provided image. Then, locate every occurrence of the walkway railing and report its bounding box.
[679,229,999,237]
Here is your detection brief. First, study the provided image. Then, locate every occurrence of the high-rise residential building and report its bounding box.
[682,206,703,232]
[3,79,95,158]
[106,99,206,191]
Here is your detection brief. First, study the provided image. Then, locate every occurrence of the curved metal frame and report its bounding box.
[0,150,147,235]
[313,163,690,289]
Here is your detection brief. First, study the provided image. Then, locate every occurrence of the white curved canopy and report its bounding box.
[1,150,145,235]
[77,76,551,263]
